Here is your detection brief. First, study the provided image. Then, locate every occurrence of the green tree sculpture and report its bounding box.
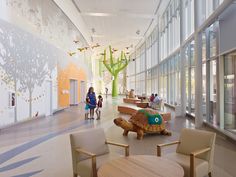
[103,46,129,97]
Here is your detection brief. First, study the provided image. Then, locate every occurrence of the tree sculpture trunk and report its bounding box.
[112,74,118,97]
[103,46,129,97]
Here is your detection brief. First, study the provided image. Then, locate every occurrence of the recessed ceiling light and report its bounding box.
[84,12,112,17]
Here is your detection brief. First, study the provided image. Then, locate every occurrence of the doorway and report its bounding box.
[70,79,78,106]
[45,80,52,116]
[80,81,86,102]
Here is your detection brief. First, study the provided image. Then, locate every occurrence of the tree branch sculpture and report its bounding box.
[103,46,129,97]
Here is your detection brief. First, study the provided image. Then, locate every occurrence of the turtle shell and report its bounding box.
[129,108,165,132]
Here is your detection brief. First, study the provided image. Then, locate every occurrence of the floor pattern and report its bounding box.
[0,96,235,177]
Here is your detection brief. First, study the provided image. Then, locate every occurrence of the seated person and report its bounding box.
[149,93,155,102]
[128,89,135,98]
[149,93,155,107]
[153,94,161,104]
[150,94,162,109]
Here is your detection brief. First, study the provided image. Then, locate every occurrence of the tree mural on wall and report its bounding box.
[103,46,129,97]
[16,36,57,118]
[0,23,22,122]
[0,20,57,119]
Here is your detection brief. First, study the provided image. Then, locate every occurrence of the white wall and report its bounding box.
[0,0,93,127]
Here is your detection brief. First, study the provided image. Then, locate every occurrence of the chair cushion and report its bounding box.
[165,153,209,177]
[70,128,109,161]
[77,153,121,177]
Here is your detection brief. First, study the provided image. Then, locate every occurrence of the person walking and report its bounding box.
[105,87,108,98]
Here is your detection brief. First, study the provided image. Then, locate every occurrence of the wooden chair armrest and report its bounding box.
[75,148,97,177]
[190,147,211,156]
[106,141,129,156]
[190,147,211,177]
[76,148,96,157]
[157,141,180,157]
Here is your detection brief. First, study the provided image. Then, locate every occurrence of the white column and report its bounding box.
[144,38,147,95]
[157,25,160,93]
[194,0,203,128]
[180,0,186,116]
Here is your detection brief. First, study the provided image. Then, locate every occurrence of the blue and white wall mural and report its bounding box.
[0,0,92,127]
[0,19,58,125]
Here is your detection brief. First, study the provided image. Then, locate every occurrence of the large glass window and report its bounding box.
[140,44,146,72]
[184,41,195,115]
[209,60,217,125]
[159,0,180,60]
[175,54,181,105]
[198,0,224,26]
[146,36,151,70]
[147,70,152,96]
[127,54,135,76]
[182,0,194,40]
[209,22,219,58]
[224,53,236,134]
[151,67,158,93]
[126,75,135,92]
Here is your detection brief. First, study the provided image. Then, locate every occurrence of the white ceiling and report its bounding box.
[73,0,161,56]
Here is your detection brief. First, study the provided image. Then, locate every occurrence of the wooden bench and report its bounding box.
[136,102,149,108]
[117,105,171,122]
[118,105,138,115]
[123,98,141,104]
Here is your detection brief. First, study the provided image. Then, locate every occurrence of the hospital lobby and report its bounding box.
[0,0,236,177]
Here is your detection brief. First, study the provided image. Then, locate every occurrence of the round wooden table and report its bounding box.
[98,155,184,177]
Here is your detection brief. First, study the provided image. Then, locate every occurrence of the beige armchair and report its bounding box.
[157,128,216,177]
[70,128,129,177]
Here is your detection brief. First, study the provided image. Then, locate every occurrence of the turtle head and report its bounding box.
[114,117,129,127]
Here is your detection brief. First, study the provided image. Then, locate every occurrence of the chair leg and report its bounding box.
[208,172,212,177]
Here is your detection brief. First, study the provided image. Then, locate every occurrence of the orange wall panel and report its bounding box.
[58,63,87,107]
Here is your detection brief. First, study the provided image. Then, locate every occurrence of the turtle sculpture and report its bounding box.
[114,108,171,140]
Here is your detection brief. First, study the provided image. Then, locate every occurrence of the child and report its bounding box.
[96,95,103,120]
[85,97,90,120]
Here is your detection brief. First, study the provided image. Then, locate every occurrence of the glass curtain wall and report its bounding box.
[160,0,180,60]
[198,0,224,26]
[224,52,236,134]
[127,53,136,91]
[134,44,146,95]
[127,0,235,138]
[184,41,195,115]
[201,21,219,126]
[182,0,194,40]
[168,54,181,105]
[151,67,158,94]
[202,32,207,118]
